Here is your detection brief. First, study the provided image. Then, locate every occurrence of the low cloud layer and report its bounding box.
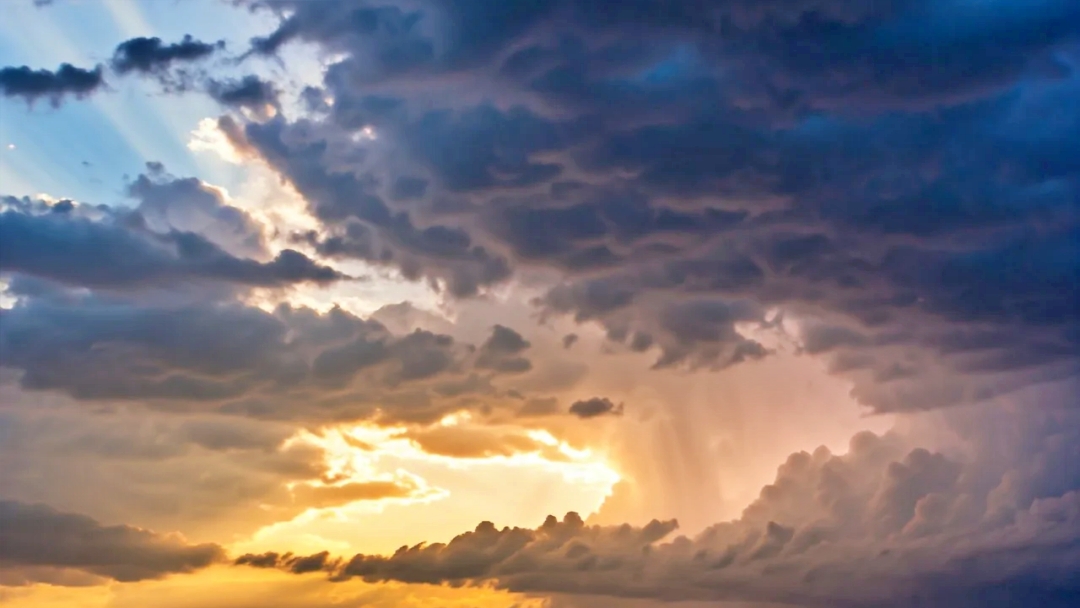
[0,501,223,584]
[0,293,546,423]
[0,192,345,292]
[238,383,1080,607]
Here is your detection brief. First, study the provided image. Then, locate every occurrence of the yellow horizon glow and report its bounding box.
[0,566,548,608]
[228,416,621,557]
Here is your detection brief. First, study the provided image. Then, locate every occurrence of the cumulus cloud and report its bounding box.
[0,501,223,584]
[127,163,268,258]
[0,63,104,104]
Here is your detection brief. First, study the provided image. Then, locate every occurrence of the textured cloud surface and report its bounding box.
[239,382,1080,607]
[1,1,1078,607]
[0,501,223,585]
[210,0,1080,415]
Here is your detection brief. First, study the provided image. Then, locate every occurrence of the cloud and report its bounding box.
[206,75,280,114]
[0,395,448,540]
[215,0,1080,414]
[0,201,345,292]
[226,116,514,298]
[475,325,533,373]
[0,501,223,584]
[236,385,1080,607]
[0,63,104,104]
[126,163,267,258]
[111,35,223,75]
[235,551,340,575]
[568,397,622,419]
[0,282,544,424]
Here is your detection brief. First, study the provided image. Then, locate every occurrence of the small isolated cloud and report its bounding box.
[111,35,223,75]
[568,397,623,419]
[0,63,104,105]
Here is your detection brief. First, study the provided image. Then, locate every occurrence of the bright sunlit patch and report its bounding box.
[0,278,16,310]
[0,566,550,608]
[235,420,621,556]
[188,118,246,165]
[734,307,799,353]
[352,125,378,141]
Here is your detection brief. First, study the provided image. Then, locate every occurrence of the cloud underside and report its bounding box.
[0,0,1074,415]
[0,501,224,584]
[214,0,1079,414]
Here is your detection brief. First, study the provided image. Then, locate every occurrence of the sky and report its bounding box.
[0,1,1077,607]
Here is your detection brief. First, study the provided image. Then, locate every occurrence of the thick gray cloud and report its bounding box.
[128,163,267,257]
[216,0,1080,413]
[0,191,344,291]
[207,75,280,114]
[0,63,104,104]
[0,500,224,584]
[0,287,545,423]
[475,325,533,373]
[568,397,621,419]
[236,383,1080,607]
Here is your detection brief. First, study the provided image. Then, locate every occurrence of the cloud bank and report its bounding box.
[0,501,223,585]
[238,382,1080,607]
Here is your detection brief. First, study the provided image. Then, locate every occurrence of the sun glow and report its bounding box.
[234,418,622,556]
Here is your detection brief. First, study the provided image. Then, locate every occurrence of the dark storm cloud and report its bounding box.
[0,288,538,423]
[0,63,104,104]
[567,397,622,419]
[224,0,1080,413]
[0,203,345,290]
[237,386,1080,607]
[0,501,223,583]
[206,75,280,113]
[232,116,513,297]
[111,35,223,74]
[236,551,339,575]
